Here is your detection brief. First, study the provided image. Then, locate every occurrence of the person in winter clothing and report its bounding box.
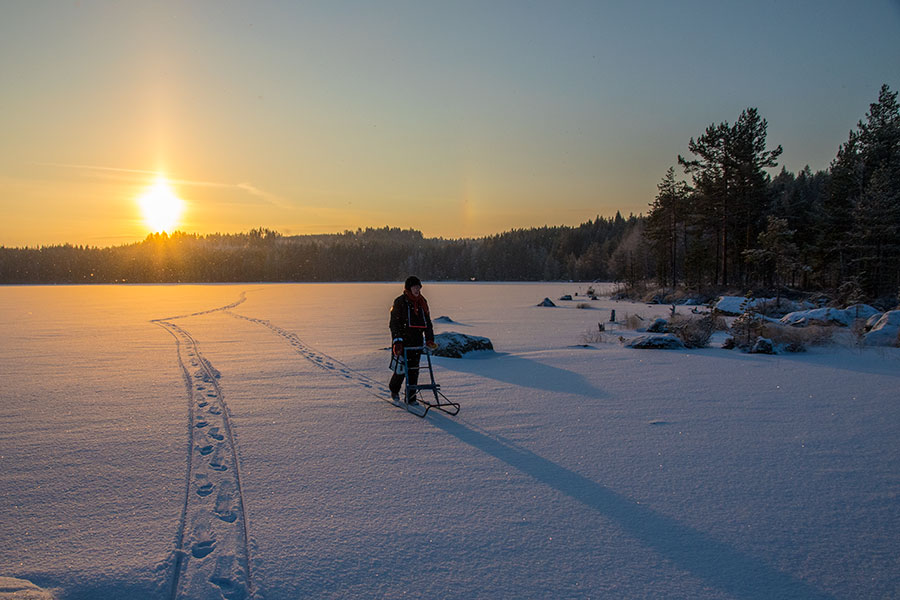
[389,276,437,404]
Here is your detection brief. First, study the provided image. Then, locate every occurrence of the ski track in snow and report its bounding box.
[152,292,394,599]
[153,294,254,600]
[226,310,393,399]
[151,292,452,597]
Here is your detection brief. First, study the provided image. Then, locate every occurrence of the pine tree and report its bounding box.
[822,132,862,286]
[743,216,799,304]
[679,109,781,287]
[851,168,900,298]
[824,84,900,297]
[728,108,783,285]
[645,167,690,288]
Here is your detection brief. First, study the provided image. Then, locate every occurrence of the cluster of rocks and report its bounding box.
[721,335,778,354]
[780,305,900,347]
[780,304,880,327]
[707,297,900,350]
[623,302,899,353]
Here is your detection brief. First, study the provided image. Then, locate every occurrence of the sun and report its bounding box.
[138,176,184,233]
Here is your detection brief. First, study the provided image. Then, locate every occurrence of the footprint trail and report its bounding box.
[155,319,254,600]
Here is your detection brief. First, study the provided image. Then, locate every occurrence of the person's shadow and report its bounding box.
[428,413,835,600]
[435,351,606,399]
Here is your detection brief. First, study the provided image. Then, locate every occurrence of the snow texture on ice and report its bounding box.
[1,283,899,599]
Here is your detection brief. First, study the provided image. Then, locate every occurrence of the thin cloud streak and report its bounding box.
[35,162,290,208]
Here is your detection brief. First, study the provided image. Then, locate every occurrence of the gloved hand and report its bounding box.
[392,341,403,357]
[426,340,438,351]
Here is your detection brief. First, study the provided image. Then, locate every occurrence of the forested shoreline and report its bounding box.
[2,85,897,304]
[0,217,639,285]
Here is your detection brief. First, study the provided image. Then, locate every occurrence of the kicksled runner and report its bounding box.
[388,345,460,418]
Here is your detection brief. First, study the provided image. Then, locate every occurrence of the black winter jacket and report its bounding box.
[389,294,434,347]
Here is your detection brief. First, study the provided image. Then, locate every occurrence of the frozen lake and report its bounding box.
[1,283,898,599]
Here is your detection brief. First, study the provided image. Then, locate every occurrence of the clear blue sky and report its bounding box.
[1,1,898,246]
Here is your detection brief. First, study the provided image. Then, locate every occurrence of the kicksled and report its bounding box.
[389,345,460,418]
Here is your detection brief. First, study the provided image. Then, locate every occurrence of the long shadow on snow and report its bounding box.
[435,352,605,398]
[428,414,835,600]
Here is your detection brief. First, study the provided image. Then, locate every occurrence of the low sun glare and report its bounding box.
[138,176,184,234]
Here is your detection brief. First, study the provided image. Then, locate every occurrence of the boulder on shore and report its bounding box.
[0,577,54,600]
[625,334,684,350]
[432,332,494,358]
[646,318,668,333]
[715,296,812,317]
[781,304,880,327]
[750,337,776,354]
[863,310,900,347]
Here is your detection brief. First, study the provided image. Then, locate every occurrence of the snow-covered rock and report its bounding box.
[713,296,768,315]
[781,304,880,327]
[714,296,811,316]
[625,334,684,349]
[0,578,54,600]
[433,315,456,324]
[845,304,881,320]
[866,313,884,329]
[646,318,668,333]
[750,337,776,354]
[432,332,494,358]
[713,296,766,315]
[537,298,556,307]
[863,310,900,347]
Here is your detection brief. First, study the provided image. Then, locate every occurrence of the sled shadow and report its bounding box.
[429,415,835,600]
[435,352,605,399]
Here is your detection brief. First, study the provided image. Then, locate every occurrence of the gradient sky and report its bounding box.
[2,1,898,247]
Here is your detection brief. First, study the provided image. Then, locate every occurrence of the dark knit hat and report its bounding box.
[404,276,422,290]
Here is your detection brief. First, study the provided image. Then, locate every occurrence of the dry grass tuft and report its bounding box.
[668,314,715,348]
[580,329,605,344]
[624,313,645,330]
[760,322,835,347]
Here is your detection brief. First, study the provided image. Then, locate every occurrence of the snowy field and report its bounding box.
[1,282,898,600]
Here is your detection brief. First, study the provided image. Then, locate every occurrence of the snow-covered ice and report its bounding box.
[1,283,898,599]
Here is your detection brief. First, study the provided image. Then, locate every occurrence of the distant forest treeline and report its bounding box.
[2,85,898,303]
[0,216,639,284]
